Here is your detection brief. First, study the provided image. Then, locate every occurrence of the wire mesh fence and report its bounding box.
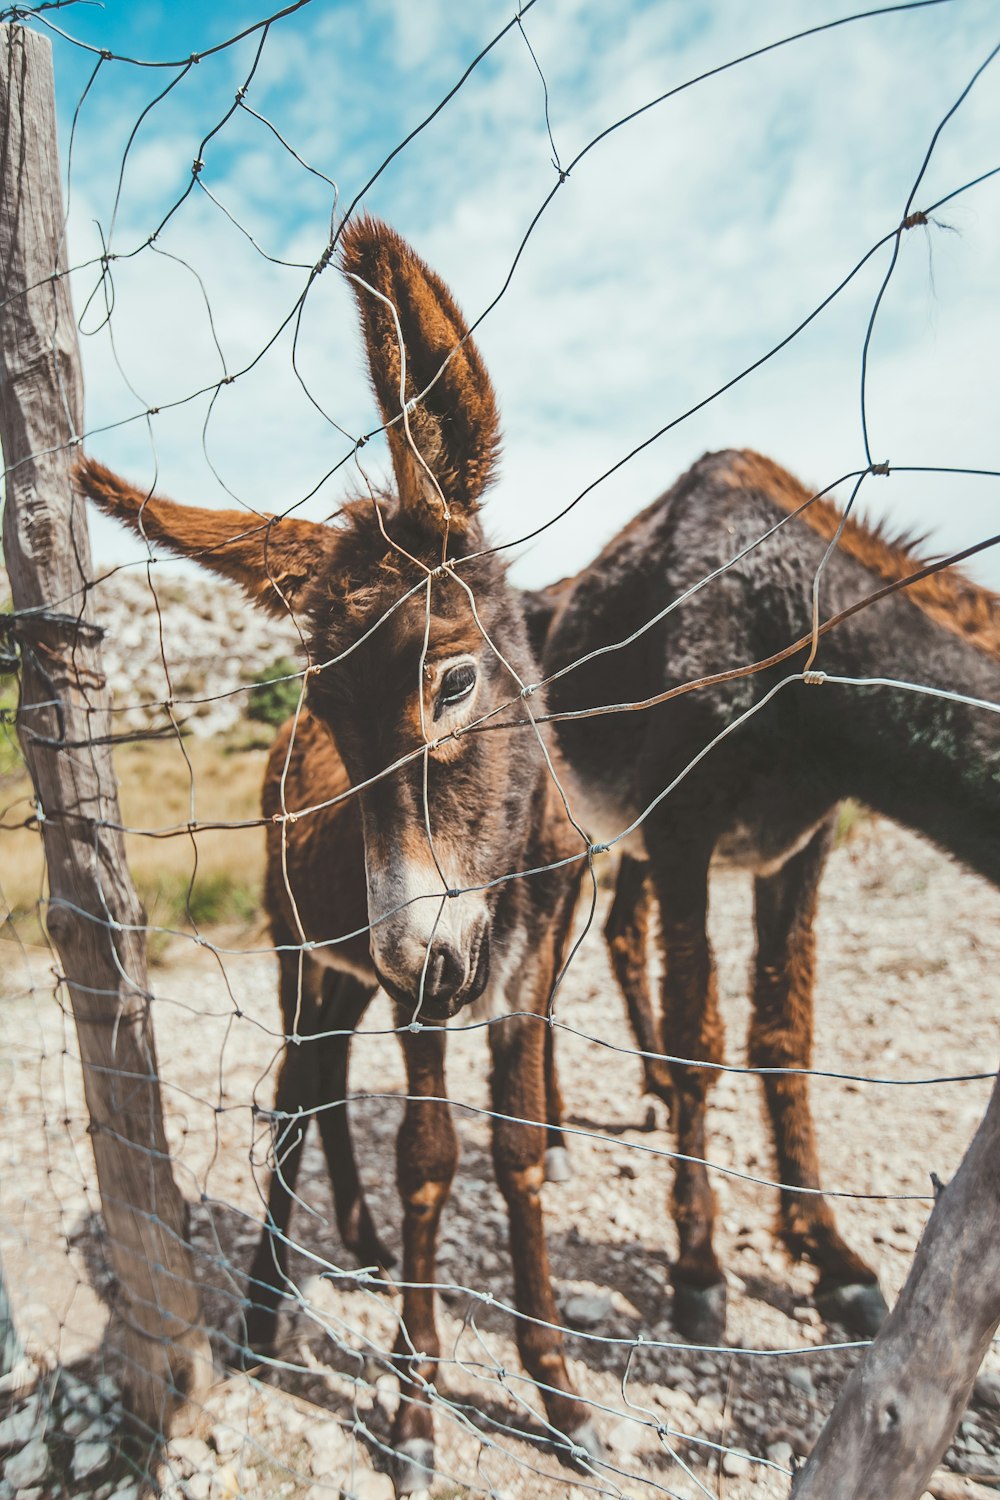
[1,4,999,1499]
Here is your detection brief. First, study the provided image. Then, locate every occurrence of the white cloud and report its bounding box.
[39,0,999,595]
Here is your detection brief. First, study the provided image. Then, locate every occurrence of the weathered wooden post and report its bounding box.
[0,23,211,1431]
[793,1068,1000,1498]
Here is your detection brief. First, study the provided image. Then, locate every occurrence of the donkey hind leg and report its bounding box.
[604,853,674,1122]
[646,835,728,1345]
[542,1018,572,1183]
[390,1018,458,1496]
[750,814,888,1337]
[490,1011,602,1467]
[242,950,323,1362]
[313,968,396,1272]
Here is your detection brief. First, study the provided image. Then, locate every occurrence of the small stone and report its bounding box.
[722,1451,751,1477]
[209,1423,241,1459]
[611,1204,640,1235]
[211,1467,240,1500]
[0,1397,41,1451]
[62,1407,92,1437]
[76,1384,104,1416]
[607,1418,643,1456]
[182,1474,212,1500]
[561,1291,615,1329]
[786,1366,816,1399]
[766,1439,795,1467]
[57,1373,88,1406]
[0,1361,36,1398]
[4,1438,48,1488]
[71,1440,112,1482]
[306,1419,351,1475]
[78,1415,115,1443]
[697,1391,725,1413]
[96,1376,120,1406]
[167,1436,212,1477]
[373,1375,398,1419]
[340,1471,394,1500]
[110,1485,141,1500]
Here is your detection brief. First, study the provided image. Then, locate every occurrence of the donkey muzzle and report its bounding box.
[373,921,491,1020]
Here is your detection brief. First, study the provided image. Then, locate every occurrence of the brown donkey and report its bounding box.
[75,216,604,1488]
[245,703,576,1343]
[541,447,1000,1344]
[237,598,667,1372]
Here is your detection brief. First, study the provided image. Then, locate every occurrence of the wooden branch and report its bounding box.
[0,23,211,1432]
[793,1068,1000,1499]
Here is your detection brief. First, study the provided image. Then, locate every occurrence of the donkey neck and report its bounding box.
[820,584,1000,885]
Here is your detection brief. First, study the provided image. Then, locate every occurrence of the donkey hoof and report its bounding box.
[544,1145,573,1184]
[672,1278,728,1346]
[393,1437,434,1495]
[815,1280,888,1337]
[555,1418,605,1470]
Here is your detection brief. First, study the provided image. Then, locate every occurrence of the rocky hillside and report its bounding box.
[4,566,303,739]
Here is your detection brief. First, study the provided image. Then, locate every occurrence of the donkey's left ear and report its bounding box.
[75,457,337,618]
[340,214,501,534]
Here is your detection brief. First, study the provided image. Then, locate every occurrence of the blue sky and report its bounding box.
[27,0,1000,586]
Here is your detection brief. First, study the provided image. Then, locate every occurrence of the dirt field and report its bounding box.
[2,816,999,1499]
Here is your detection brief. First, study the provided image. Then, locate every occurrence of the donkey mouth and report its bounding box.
[374,930,491,1022]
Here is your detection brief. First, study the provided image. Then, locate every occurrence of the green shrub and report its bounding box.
[834,798,869,846]
[246,656,302,728]
[140,871,259,933]
[0,680,21,778]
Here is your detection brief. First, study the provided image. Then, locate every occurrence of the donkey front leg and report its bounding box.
[489,1012,602,1464]
[243,950,321,1362]
[604,853,674,1120]
[645,833,728,1345]
[313,969,396,1272]
[390,1018,458,1495]
[750,814,887,1336]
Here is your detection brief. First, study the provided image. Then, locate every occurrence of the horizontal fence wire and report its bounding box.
[1,2,999,1499]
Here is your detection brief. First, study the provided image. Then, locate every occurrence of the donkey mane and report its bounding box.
[725,449,1000,662]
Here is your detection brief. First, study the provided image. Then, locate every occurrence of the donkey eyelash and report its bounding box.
[433,662,477,719]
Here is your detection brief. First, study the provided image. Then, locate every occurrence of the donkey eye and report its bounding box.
[435,662,477,718]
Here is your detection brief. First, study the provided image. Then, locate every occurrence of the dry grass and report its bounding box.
[0,730,270,957]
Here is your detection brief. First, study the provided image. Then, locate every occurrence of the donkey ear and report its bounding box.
[75,457,335,617]
[340,214,501,534]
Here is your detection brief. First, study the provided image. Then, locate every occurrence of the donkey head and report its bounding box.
[77,216,551,1019]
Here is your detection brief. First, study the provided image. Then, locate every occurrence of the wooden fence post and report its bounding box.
[0,23,211,1433]
[793,1068,1000,1498]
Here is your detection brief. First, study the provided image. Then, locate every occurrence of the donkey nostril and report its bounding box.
[426,942,465,1000]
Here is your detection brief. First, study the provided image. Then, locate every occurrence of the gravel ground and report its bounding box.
[2,817,999,1499]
